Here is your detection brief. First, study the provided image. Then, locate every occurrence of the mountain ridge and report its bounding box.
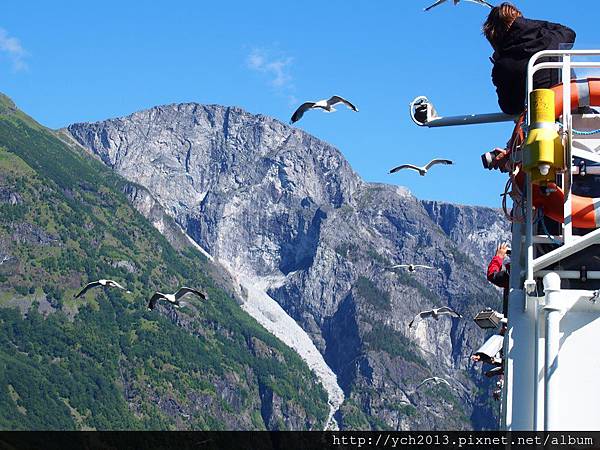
[68,101,510,430]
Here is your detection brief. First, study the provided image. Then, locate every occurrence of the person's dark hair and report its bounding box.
[483,2,523,49]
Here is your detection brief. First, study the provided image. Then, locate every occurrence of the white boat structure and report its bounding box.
[412,49,600,430]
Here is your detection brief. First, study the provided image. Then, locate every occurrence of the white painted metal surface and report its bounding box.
[506,49,600,431]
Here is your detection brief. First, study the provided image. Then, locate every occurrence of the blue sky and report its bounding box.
[0,1,597,207]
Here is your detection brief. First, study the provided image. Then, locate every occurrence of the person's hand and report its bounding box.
[496,243,509,258]
[491,148,509,170]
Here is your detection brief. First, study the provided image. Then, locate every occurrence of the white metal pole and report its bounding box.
[525,175,535,297]
[543,272,562,431]
[562,55,573,244]
[422,112,517,127]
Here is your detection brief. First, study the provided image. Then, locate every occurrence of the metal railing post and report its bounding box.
[562,55,573,244]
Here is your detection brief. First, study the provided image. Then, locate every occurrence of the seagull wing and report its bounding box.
[106,280,127,290]
[413,264,434,269]
[464,0,493,7]
[388,264,410,269]
[424,159,453,171]
[290,102,316,124]
[174,287,207,301]
[327,96,358,112]
[74,281,101,298]
[389,164,421,174]
[409,310,432,328]
[416,377,435,389]
[436,306,462,318]
[424,0,448,11]
[438,378,452,387]
[147,293,163,311]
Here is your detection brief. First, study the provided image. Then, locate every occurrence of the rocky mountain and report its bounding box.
[67,102,511,430]
[0,93,329,430]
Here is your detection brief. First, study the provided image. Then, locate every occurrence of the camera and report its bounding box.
[506,249,511,256]
[473,308,504,329]
[481,148,504,170]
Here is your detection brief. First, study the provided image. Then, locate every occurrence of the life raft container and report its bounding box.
[512,78,600,229]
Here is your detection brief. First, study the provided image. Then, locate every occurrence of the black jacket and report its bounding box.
[491,17,576,115]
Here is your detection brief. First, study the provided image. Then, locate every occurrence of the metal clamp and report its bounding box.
[581,265,588,282]
[579,160,587,177]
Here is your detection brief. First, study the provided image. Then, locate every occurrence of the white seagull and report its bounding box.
[74,279,130,298]
[424,0,493,12]
[388,264,435,273]
[290,95,358,124]
[415,377,452,390]
[408,306,462,328]
[389,159,453,176]
[147,287,207,311]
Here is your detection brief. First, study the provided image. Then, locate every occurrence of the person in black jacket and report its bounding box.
[483,2,576,115]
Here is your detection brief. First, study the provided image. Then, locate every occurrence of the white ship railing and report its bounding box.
[524,49,600,432]
[524,50,600,297]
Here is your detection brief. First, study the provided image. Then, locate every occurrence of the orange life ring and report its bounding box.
[512,78,600,229]
[531,181,600,228]
[551,78,600,116]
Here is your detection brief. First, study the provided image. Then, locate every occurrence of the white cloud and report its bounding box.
[246,48,293,89]
[0,28,27,71]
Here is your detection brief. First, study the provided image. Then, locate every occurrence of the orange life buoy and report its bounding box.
[514,171,600,229]
[551,78,600,116]
[532,182,600,229]
[511,78,600,229]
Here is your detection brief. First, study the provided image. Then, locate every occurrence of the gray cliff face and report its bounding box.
[421,200,511,269]
[68,103,508,430]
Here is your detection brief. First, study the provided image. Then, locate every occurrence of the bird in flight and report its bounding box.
[147,287,207,311]
[389,159,453,176]
[74,279,131,298]
[388,264,435,273]
[409,306,462,328]
[290,95,358,124]
[415,376,452,390]
[424,0,493,11]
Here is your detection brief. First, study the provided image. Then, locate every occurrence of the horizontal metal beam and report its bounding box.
[533,227,600,272]
[573,149,600,165]
[536,270,600,279]
[423,112,517,128]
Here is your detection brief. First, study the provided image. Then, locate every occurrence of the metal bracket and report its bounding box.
[524,279,537,295]
[579,159,587,177]
[581,265,588,282]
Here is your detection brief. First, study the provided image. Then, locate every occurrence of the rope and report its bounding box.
[553,121,600,136]
[538,207,562,245]
[572,128,600,136]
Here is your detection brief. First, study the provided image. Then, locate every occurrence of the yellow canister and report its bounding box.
[523,89,565,184]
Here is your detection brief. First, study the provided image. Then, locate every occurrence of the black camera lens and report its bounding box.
[506,249,511,255]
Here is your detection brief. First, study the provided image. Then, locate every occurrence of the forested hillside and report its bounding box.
[0,93,329,430]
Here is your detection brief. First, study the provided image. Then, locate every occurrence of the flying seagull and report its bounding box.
[389,159,453,176]
[424,0,493,11]
[147,287,207,311]
[409,306,462,328]
[290,95,358,124]
[415,377,452,390]
[74,279,130,298]
[388,264,435,273]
